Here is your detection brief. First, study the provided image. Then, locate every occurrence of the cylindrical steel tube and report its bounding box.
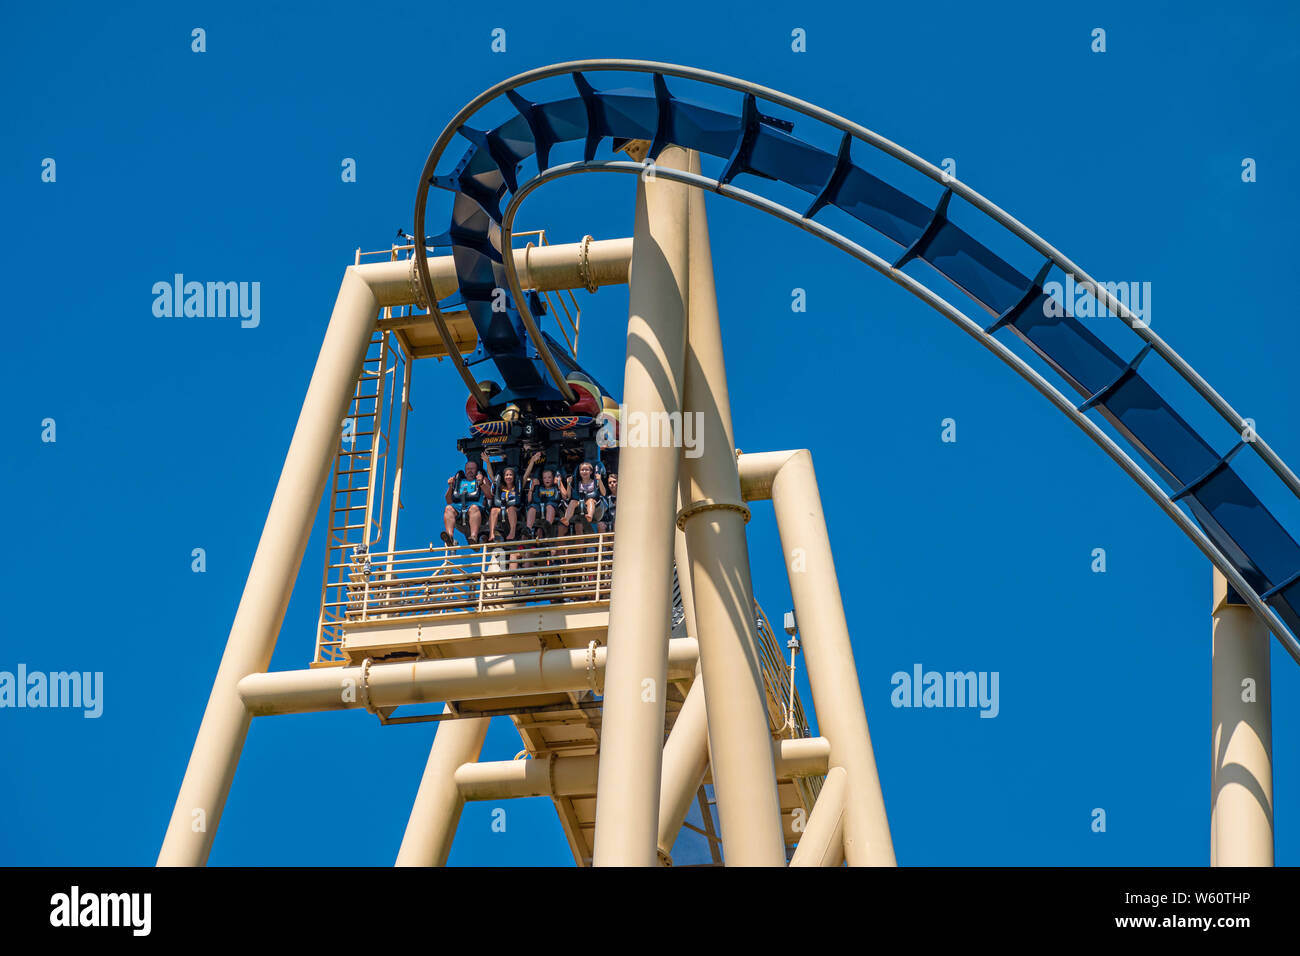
[1211,569,1273,866]
[396,708,490,866]
[592,146,692,866]
[238,639,700,716]
[158,268,381,866]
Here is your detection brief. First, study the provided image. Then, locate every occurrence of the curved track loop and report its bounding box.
[413,59,1300,659]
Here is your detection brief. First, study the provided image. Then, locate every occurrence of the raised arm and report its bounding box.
[522,451,542,486]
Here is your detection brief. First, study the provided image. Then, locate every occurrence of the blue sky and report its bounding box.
[3,0,1299,865]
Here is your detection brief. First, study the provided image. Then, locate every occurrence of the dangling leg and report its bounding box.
[441,505,457,547]
[506,507,520,572]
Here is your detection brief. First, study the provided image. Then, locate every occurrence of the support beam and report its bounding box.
[678,150,788,866]
[237,639,700,716]
[738,449,896,867]
[657,672,710,863]
[789,766,847,867]
[674,486,700,641]
[457,738,829,803]
[777,736,832,777]
[658,491,711,863]
[158,267,382,866]
[395,708,490,867]
[457,754,599,801]
[1211,569,1273,866]
[358,236,634,308]
[593,145,692,866]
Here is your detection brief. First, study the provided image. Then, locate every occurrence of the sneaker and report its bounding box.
[440,531,454,547]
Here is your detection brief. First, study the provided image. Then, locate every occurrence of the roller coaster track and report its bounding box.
[412,59,1300,664]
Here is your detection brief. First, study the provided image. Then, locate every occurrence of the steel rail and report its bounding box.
[497,158,1300,665]
[414,58,1300,500]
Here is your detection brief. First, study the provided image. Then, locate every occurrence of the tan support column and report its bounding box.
[739,449,896,867]
[592,145,692,866]
[396,709,491,866]
[1211,569,1273,866]
[789,766,847,867]
[158,267,380,866]
[656,511,711,864]
[677,151,788,866]
[674,486,700,641]
[656,671,710,863]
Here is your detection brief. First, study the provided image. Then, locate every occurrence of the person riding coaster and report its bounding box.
[482,451,539,544]
[441,457,492,546]
[598,472,616,533]
[525,455,567,539]
[560,460,607,534]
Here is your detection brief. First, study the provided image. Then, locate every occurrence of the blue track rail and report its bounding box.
[416,62,1300,650]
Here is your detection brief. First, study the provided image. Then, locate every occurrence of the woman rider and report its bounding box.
[481,451,538,543]
[561,461,607,533]
[525,456,566,538]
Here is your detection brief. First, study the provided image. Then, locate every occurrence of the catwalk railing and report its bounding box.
[312,533,815,745]
[313,532,616,660]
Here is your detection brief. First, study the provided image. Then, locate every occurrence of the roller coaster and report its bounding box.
[159,60,1295,866]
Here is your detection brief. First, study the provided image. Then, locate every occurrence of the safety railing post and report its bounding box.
[477,542,487,613]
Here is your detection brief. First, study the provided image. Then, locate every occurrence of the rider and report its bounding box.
[525,458,566,538]
[598,472,617,533]
[442,457,492,546]
[561,460,607,533]
[482,450,537,543]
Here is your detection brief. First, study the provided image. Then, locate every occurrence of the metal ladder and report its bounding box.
[313,329,398,663]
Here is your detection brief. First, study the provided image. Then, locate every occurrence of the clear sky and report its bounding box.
[3,0,1299,866]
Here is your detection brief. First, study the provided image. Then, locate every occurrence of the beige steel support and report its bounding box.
[395,708,490,867]
[238,639,700,715]
[738,450,896,867]
[457,754,599,801]
[656,672,710,862]
[677,150,788,866]
[160,236,634,867]
[789,766,847,867]
[158,268,382,866]
[674,488,700,641]
[457,738,828,804]
[778,736,832,777]
[358,237,634,309]
[659,498,711,865]
[1211,569,1274,866]
[592,146,693,866]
